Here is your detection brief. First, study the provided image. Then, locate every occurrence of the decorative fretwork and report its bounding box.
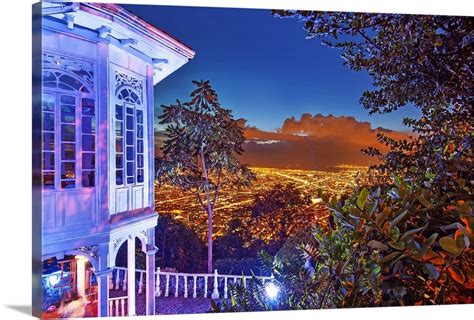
[76,245,99,260]
[115,71,143,104]
[112,237,126,252]
[42,52,94,92]
[139,230,147,241]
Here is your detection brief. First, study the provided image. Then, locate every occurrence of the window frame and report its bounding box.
[114,85,146,188]
[42,69,96,192]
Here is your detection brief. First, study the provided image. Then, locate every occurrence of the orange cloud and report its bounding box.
[156,113,412,171]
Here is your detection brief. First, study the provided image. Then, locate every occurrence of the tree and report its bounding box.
[212,13,473,311]
[155,216,205,272]
[271,11,473,187]
[156,80,255,273]
[251,183,313,246]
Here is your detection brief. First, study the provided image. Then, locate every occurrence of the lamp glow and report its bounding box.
[265,282,279,300]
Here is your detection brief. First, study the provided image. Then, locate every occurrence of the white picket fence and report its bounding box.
[109,266,273,300]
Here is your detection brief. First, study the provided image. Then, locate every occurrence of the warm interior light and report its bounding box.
[48,272,61,287]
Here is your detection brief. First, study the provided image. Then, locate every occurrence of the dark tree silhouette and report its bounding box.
[251,183,313,246]
[155,216,205,272]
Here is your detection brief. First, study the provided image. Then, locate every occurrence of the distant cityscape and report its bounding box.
[155,165,368,241]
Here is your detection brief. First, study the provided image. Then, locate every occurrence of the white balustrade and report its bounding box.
[155,267,161,297]
[122,270,127,291]
[108,296,128,317]
[110,267,272,301]
[211,269,219,299]
[224,276,228,299]
[174,274,179,298]
[164,274,170,297]
[184,275,188,298]
[115,269,121,290]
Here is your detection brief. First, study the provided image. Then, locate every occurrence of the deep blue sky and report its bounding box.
[123,4,419,132]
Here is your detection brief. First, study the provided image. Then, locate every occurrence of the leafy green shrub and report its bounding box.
[324,176,474,305]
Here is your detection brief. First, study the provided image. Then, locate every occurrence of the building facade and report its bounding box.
[39,2,194,317]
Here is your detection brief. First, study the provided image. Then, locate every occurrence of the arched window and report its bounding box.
[114,71,145,186]
[42,67,96,190]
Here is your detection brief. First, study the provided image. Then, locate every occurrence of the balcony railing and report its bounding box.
[108,296,128,317]
[109,266,273,300]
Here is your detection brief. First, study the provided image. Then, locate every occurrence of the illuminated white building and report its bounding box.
[39,1,194,316]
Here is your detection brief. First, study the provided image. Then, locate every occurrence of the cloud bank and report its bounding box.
[156,113,411,171]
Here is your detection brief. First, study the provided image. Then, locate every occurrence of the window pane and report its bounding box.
[43,81,57,88]
[120,89,130,100]
[116,170,123,185]
[61,162,75,179]
[61,124,75,141]
[59,74,82,91]
[61,105,75,123]
[137,169,144,183]
[137,125,143,138]
[137,154,143,168]
[136,110,143,124]
[82,134,95,151]
[82,153,95,169]
[43,172,55,188]
[126,131,133,145]
[82,98,95,115]
[137,140,143,153]
[61,143,75,160]
[43,132,54,151]
[82,116,95,134]
[126,115,133,130]
[126,106,134,115]
[126,147,134,161]
[127,161,134,176]
[116,154,123,169]
[115,105,123,120]
[61,95,75,104]
[43,71,56,83]
[131,91,139,103]
[116,138,123,153]
[43,113,55,131]
[42,94,55,111]
[127,176,134,184]
[82,171,95,187]
[116,121,123,137]
[61,180,75,189]
[43,152,55,170]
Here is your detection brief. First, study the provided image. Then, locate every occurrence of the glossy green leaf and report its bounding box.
[357,188,369,210]
[439,236,460,254]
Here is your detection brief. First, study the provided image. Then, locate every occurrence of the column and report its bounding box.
[145,227,157,315]
[127,236,136,316]
[75,256,87,298]
[97,243,112,318]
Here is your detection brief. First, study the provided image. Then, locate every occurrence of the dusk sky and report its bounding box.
[123,4,418,170]
[123,4,420,132]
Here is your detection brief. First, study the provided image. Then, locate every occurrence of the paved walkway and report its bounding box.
[110,290,212,315]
